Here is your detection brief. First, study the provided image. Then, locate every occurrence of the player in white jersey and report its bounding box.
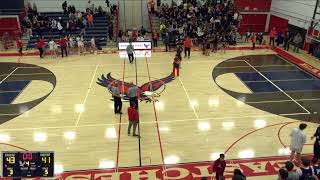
[77,36,84,55]
[91,36,96,54]
[48,39,57,58]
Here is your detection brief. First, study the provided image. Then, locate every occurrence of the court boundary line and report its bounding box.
[244,60,311,114]
[241,78,315,83]
[247,98,320,104]
[0,68,18,84]
[215,64,294,69]
[74,64,99,127]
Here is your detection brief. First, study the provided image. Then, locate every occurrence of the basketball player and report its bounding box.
[91,36,96,54]
[126,40,135,63]
[48,39,57,58]
[77,36,84,55]
[183,36,193,59]
[172,52,182,78]
[290,123,307,165]
[16,38,23,55]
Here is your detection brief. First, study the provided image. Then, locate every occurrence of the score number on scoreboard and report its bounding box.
[2,151,54,178]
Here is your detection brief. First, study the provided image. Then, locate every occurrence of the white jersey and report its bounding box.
[77,37,84,47]
[49,40,56,50]
[91,38,95,47]
[69,37,74,48]
[290,128,306,151]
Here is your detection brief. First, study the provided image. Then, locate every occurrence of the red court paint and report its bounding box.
[224,122,291,154]
[144,57,166,172]
[12,155,310,180]
[0,143,28,151]
[272,47,320,78]
[115,58,126,170]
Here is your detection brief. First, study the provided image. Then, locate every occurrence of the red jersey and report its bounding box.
[16,40,23,48]
[184,37,193,48]
[270,29,277,38]
[213,158,226,175]
[59,38,68,47]
[152,32,158,39]
[36,38,45,48]
[128,107,139,122]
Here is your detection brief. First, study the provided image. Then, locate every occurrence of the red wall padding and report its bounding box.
[235,0,272,11]
[0,17,20,37]
[269,15,288,33]
[239,14,267,34]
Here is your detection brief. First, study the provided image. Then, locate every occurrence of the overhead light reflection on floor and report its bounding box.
[33,132,47,142]
[198,121,211,131]
[222,121,235,130]
[63,131,76,140]
[164,155,180,164]
[105,128,117,139]
[0,133,10,142]
[54,163,64,174]
[254,119,267,129]
[99,160,115,169]
[238,149,255,159]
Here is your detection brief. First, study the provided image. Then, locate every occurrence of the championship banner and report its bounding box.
[118,41,152,50]
[21,155,311,180]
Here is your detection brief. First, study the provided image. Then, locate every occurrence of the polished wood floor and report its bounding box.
[0,47,319,179]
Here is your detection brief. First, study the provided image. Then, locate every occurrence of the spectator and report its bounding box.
[269,27,277,46]
[152,31,159,47]
[62,1,67,13]
[183,35,193,59]
[278,168,288,180]
[296,158,316,179]
[164,32,170,52]
[293,33,303,53]
[311,126,320,161]
[277,31,284,46]
[77,36,84,55]
[312,158,320,179]
[285,161,299,180]
[137,34,144,41]
[87,13,94,27]
[91,36,96,54]
[213,154,226,180]
[290,123,307,165]
[148,0,156,14]
[250,32,256,50]
[232,169,246,180]
[284,31,292,51]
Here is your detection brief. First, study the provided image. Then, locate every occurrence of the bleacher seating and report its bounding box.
[27,12,109,49]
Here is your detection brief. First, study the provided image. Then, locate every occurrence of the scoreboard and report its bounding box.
[2,151,54,178]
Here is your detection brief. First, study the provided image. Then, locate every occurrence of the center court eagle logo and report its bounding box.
[97,73,174,102]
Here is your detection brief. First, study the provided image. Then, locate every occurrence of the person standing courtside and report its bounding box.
[183,35,193,59]
[290,123,307,165]
[126,40,135,63]
[269,27,277,46]
[127,103,139,137]
[128,83,139,110]
[213,154,226,180]
[109,82,122,114]
[58,36,68,58]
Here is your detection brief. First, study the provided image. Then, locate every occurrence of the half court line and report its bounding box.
[244,60,311,114]
[178,77,199,120]
[74,64,99,127]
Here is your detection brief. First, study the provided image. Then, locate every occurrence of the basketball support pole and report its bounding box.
[134,54,142,167]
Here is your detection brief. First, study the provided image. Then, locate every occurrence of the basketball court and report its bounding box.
[0,46,320,179]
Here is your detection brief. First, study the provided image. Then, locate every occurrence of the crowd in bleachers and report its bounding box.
[20,1,114,38]
[154,0,242,53]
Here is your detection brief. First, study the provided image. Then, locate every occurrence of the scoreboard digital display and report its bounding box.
[2,151,54,178]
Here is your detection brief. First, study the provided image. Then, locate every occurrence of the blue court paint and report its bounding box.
[0,80,30,104]
[275,79,320,91]
[244,82,280,92]
[0,92,20,104]
[0,81,30,91]
[235,72,265,81]
[262,71,314,80]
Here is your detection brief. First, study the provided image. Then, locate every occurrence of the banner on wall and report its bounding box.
[118,41,152,50]
[118,50,152,58]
